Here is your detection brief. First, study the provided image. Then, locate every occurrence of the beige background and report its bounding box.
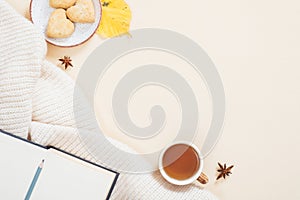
[6,0,300,199]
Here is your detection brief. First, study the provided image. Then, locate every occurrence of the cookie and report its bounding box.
[46,9,75,38]
[66,0,95,23]
[50,0,77,9]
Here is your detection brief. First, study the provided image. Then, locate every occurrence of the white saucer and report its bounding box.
[30,0,101,47]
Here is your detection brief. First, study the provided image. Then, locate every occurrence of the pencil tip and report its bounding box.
[39,159,45,168]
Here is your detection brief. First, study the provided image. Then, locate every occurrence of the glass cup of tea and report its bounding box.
[159,141,208,185]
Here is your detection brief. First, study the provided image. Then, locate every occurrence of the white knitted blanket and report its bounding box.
[0,1,218,199]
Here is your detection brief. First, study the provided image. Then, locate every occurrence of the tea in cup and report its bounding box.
[159,142,208,185]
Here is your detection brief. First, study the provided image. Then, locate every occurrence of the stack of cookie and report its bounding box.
[47,0,95,38]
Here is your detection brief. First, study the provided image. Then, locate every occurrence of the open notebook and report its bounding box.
[0,130,119,200]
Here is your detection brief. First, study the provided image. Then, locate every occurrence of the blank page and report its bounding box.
[30,149,117,200]
[0,132,47,199]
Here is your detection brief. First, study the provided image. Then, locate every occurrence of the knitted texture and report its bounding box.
[0,1,218,199]
[0,1,46,138]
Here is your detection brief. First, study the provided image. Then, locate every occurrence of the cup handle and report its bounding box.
[197,172,209,184]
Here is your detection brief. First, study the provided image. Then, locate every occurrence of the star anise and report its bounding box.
[216,162,234,180]
[59,56,73,70]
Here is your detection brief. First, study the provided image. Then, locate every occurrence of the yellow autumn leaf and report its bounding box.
[97,0,132,38]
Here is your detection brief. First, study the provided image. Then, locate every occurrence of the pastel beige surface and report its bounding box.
[4,0,300,200]
[0,1,216,199]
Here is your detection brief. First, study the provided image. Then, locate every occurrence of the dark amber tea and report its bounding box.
[162,144,200,180]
